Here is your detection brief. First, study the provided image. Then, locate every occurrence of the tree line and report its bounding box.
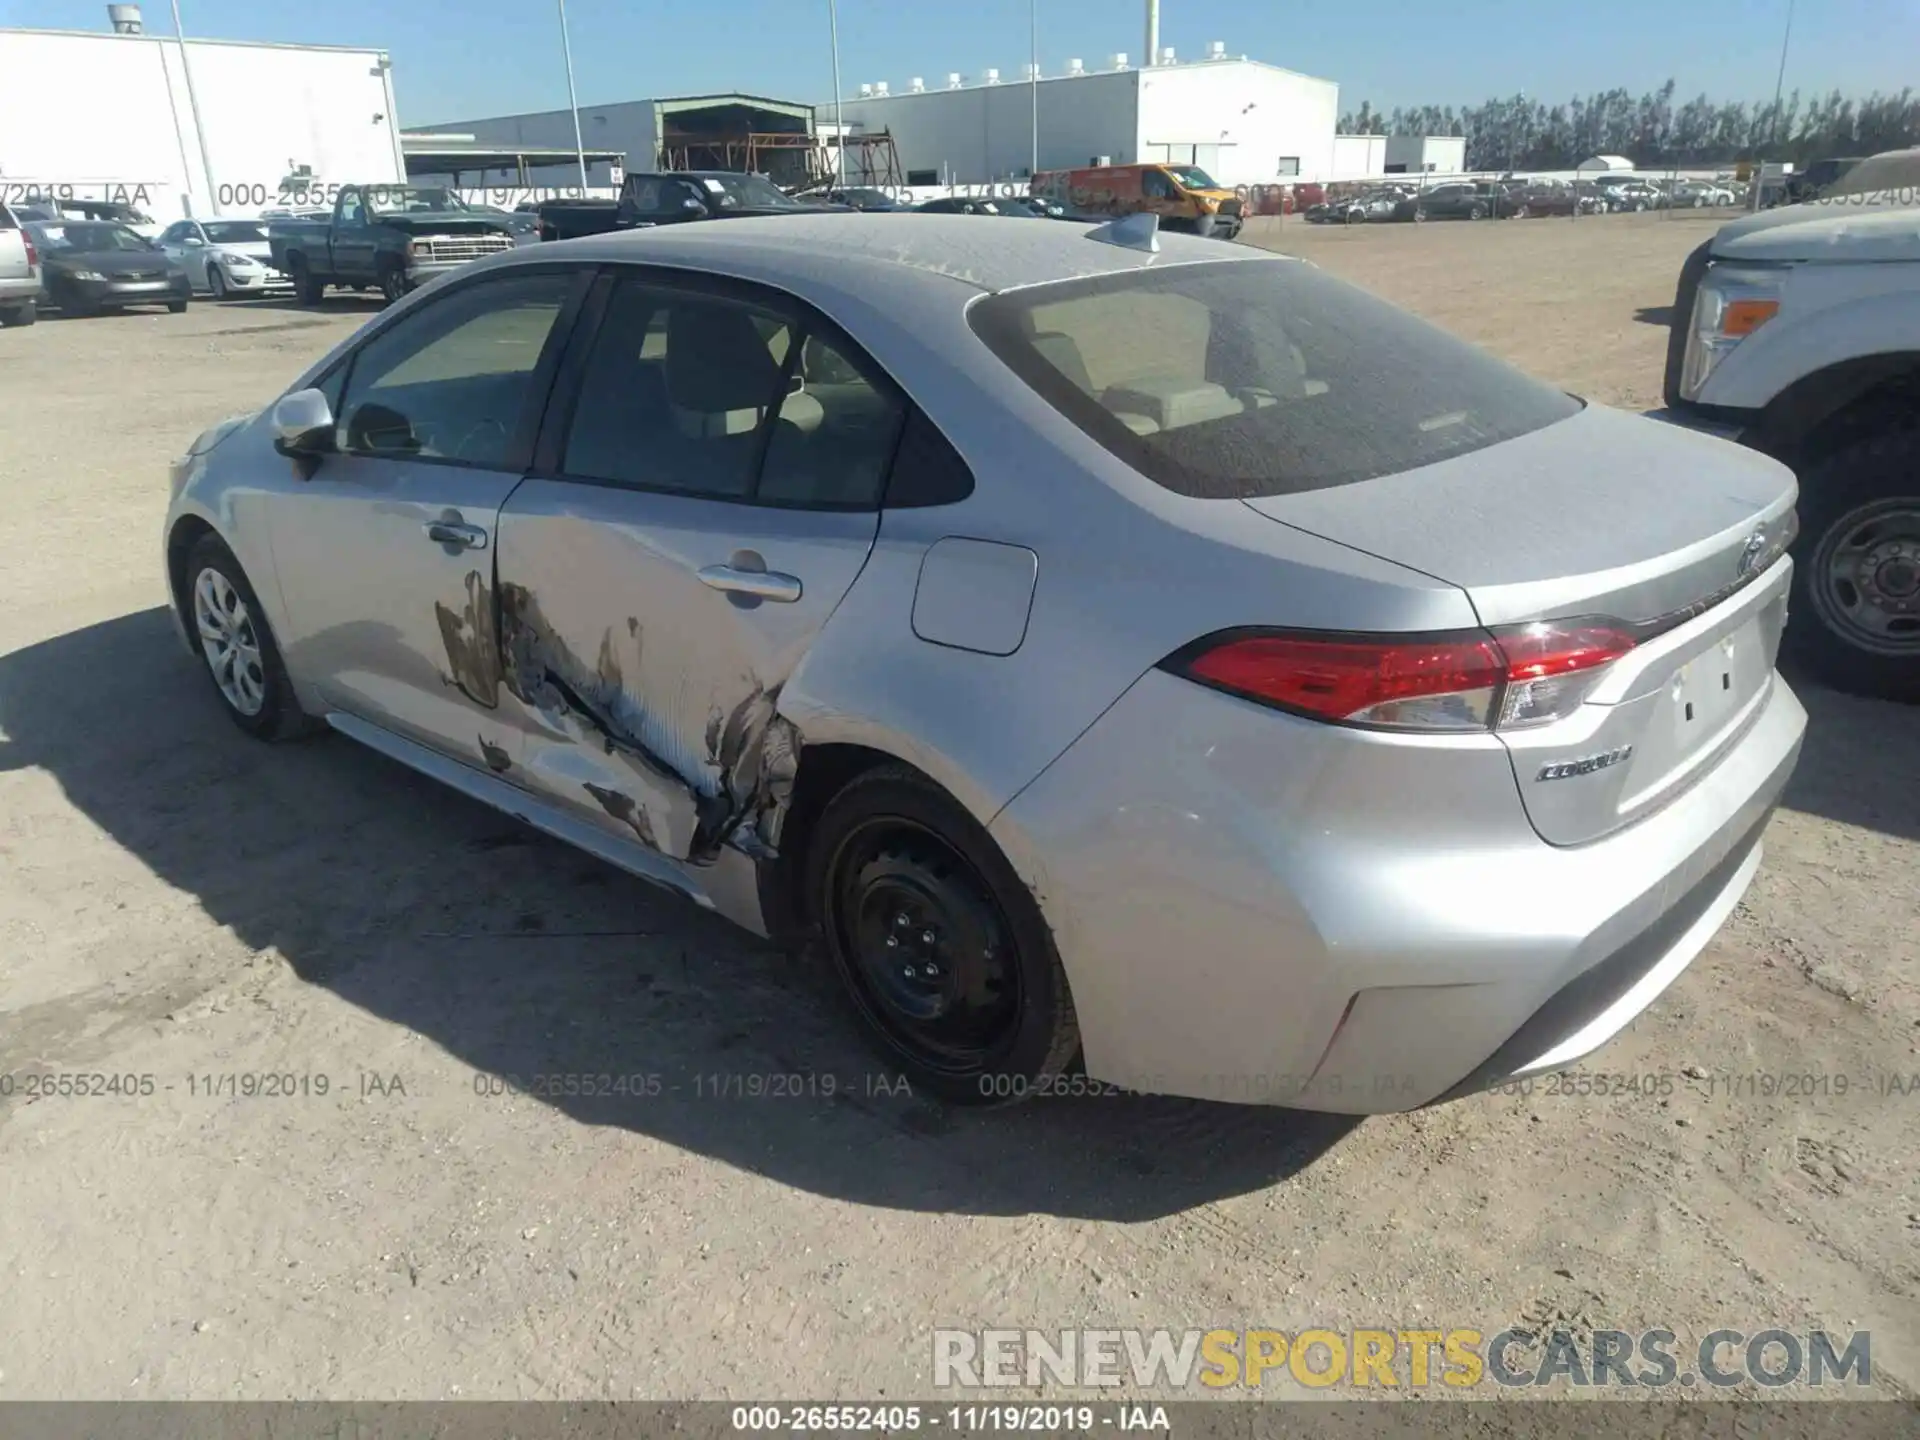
[1338,83,1920,171]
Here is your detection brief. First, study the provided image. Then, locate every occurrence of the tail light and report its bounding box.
[1164,621,1637,733]
[22,234,37,268]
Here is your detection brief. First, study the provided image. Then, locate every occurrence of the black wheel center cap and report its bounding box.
[1874,557,1918,601]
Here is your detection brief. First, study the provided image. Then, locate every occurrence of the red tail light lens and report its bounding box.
[1167,621,1637,733]
[22,235,37,268]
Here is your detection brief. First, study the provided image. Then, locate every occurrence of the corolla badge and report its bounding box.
[1537,746,1634,782]
[1737,529,1769,578]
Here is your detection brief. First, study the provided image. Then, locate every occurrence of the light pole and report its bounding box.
[828,0,847,187]
[169,0,218,213]
[1029,0,1038,181]
[1769,0,1796,146]
[557,0,590,193]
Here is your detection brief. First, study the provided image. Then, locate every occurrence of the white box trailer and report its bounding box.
[0,24,404,223]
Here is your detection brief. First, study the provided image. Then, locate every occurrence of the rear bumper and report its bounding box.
[990,667,1805,1113]
[60,275,191,307]
[0,276,39,303]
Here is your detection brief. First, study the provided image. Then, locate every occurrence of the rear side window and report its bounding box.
[0,206,14,231]
[969,259,1581,497]
[560,276,906,509]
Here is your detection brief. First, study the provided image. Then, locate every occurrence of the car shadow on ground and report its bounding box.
[1633,305,1674,326]
[0,608,1358,1220]
[1774,662,1920,843]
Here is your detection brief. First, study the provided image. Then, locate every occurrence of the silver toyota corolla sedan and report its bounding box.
[162,213,1806,1112]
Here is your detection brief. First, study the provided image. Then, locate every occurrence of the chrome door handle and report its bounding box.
[697,564,802,603]
[424,519,488,550]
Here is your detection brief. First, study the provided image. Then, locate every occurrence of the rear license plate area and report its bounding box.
[1668,620,1761,745]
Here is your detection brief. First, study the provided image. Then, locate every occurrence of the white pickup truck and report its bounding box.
[1659,147,1920,703]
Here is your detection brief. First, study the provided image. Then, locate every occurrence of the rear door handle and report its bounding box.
[697,564,802,603]
[424,519,488,550]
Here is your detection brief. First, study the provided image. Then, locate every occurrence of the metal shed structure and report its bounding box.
[430,92,824,192]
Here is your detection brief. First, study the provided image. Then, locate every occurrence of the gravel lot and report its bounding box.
[1,213,1915,1402]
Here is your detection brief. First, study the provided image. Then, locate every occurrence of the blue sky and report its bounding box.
[5,0,1915,124]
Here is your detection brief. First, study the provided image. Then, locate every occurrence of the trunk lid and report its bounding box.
[1243,404,1798,845]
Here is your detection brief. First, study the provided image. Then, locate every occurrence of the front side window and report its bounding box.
[1164,164,1219,191]
[336,271,572,465]
[1142,170,1175,200]
[562,277,903,508]
[338,192,365,226]
[969,259,1581,498]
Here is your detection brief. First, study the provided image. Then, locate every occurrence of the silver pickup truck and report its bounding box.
[0,202,43,327]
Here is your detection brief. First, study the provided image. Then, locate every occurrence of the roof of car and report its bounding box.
[541,211,1273,293]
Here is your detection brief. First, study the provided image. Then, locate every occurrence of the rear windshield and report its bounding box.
[968,258,1581,497]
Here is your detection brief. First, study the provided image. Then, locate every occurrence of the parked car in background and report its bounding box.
[820,187,904,211]
[48,197,163,239]
[1414,181,1520,221]
[0,201,43,327]
[1595,178,1666,212]
[1512,183,1605,218]
[914,196,1016,216]
[1305,188,1415,224]
[539,171,845,241]
[1785,156,1867,205]
[1659,144,1920,701]
[1033,162,1244,238]
[468,205,542,245]
[25,220,190,315]
[160,218,288,298]
[268,184,515,305]
[1671,180,1739,207]
[163,213,1804,1112]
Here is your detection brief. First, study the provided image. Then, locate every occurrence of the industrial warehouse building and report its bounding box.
[0,8,404,222]
[424,94,825,193]
[828,45,1339,188]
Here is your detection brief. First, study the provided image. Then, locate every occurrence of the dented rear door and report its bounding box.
[491,270,903,864]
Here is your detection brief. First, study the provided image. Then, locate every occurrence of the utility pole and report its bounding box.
[1029,0,1039,179]
[1769,0,1796,146]
[828,0,847,186]
[168,0,218,213]
[557,0,590,193]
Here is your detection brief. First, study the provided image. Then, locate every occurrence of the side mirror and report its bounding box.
[682,197,704,212]
[271,388,336,458]
[183,235,205,247]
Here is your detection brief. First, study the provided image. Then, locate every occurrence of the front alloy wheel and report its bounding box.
[194,567,267,716]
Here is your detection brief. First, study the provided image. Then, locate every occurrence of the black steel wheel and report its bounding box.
[378,261,409,306]
[806,765,1079,1105]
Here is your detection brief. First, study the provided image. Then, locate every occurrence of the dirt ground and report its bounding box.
[1,213,1915,1402]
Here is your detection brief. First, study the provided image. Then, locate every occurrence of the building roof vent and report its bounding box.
[1159,47,1177,65]
[1022,63,1040,81]
[873,81,889,96]
[857,83,873,97]
[1207,40,1227,60]
[947,72,964,88]
[908,76,925,92]
[1108,52,1129,70]
[107,4,143,32]
[983,68,1000,84]
[1066,57,1084,75]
